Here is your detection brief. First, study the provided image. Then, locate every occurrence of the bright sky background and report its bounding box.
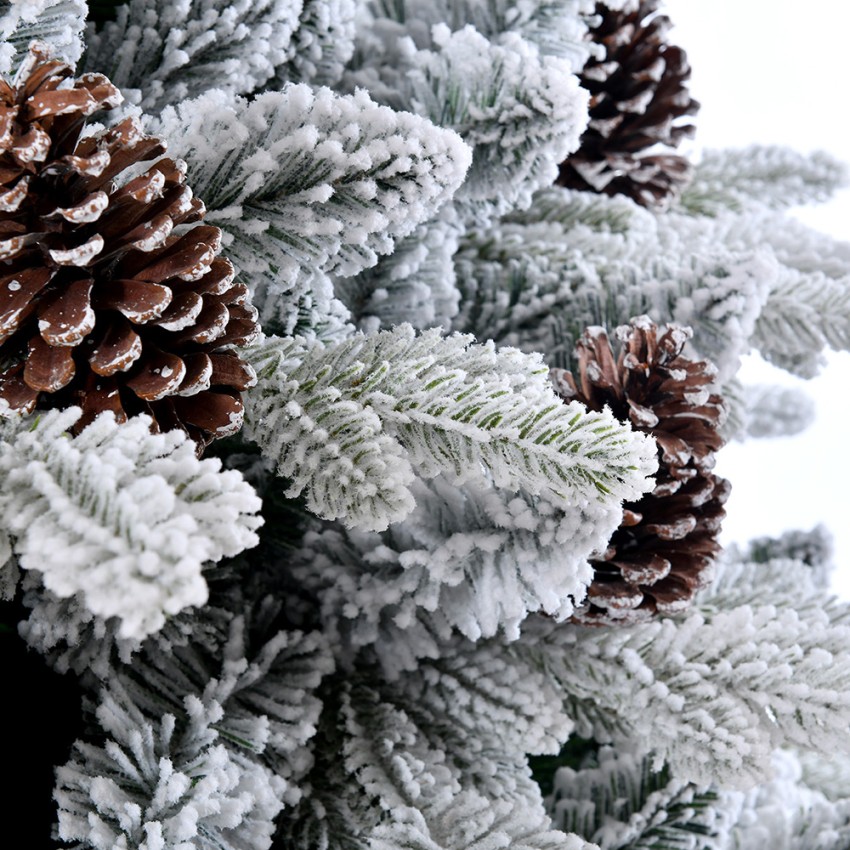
[664,1,850,595]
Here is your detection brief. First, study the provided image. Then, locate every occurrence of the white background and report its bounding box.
[663,1,850,594]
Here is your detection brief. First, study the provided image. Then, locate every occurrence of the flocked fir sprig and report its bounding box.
[3,1,850,849]
[0,407,263,639]
[244,324,658,531]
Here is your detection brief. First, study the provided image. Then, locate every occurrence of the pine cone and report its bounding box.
[551,317,729,624]
[0,46,259,450]
[558,0,699,207]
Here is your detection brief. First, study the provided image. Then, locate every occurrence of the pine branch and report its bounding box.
[369,789,596,850]
[346,25,589,220]
[751,267,850,377]
[55,680,285,850]
[0,409,262,639]
[724,750,850,850]
[285,674,585,850]
[292,475,621,674]
[362,0,601,65]
[274,0,358,87]
[455,187,774,379]
[679,145,849,217]
[525,587,850,788]
[83,0,303,111]
[391,636,574,765]
[548,748,730,850]
[0,0,86,75]
[334,213,463,334]
[245,325,657,531]
[729,382,816,440]
[152,86,471,336]
[121,607,336,795]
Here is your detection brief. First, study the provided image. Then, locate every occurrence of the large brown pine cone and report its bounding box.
[551,316,729,624]
[558,0,699,208]
[0,46,259,450]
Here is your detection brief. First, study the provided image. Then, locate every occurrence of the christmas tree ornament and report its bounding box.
[0,46,259,450]
[557,0,699,207]
[551,316,729,624]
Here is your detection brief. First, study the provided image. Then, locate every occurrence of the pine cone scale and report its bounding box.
[93,279,172,322]
[126,348,186,400]
[0,267,53,340]
[88,317,142,375]
[25,334,75,390]
[38,278,95,345]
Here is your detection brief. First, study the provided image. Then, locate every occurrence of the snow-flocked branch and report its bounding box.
[152,86,471,337]
[0,409,262,639]
[244,324,657,531]
[0,0,85,75]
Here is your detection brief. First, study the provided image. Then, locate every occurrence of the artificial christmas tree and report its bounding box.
[1,1,850,849]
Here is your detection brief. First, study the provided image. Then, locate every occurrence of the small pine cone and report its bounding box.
[558,0,699,207]
[551,316,730,625]
[0,46,259,450]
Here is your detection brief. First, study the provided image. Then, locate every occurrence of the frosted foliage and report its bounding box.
[743,525,834,578]
[663,210,850,375]
[393,638,574,760]
[83,0,302,112]
[55,682,285,850]
[532,590,850,787]
[245,326,657,531]
[19,577,130,677]
[294,476,617,670]
[750,267,850,376]
[347,26,589,219]
[549,748,733,850]
[333,646,571,809]
[695,556,848,627]
[724,750,850,850]
[127,615,335,797]
[152,87,471,335]
[0,0,85,75]
[797,751,850,802]
[277,0,357,86]
[368,789,595,850]
[334,213,462,333]
[761,214,850,280]
[735,383,816,440]
[305,681,586,850]
[0,409,262,640]
[0,533,17,600]
[460,185,850,380]
[363,0,601,66]
[244,333,418,532]
[680,145,849,216]
[455,189,772,378]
